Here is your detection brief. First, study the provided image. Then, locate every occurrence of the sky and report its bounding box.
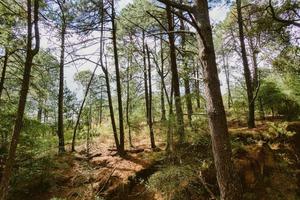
[40,0,230,98]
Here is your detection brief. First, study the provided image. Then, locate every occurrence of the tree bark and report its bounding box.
[221,47,232,109]
[194,67,201,109]
[193,0,242,198]
[166,5,185,143]
[0,0,40,198]
[236,0,255,128]
[126,52,133,148]
[142,31,150,123]
[99,1,120,151]
[179,14,193,127]
[146,44,156,149]
[57,1,66,153]
[0,49,8,102]
[37,100,42,122]
[111,0,125,154]
[160,34,166,121]
[71,62,98,152]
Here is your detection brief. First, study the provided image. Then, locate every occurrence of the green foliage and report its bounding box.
[258,75,300,120]
[147,165,195,199]
[267,122,295,138]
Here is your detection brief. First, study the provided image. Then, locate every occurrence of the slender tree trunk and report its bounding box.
[146,45,156,149]
[126,54,133,147]
[221,48,232,109]
[193,0,242,199]
[0,1,40,198]
[142,31,150,123]
[99,86,103,124]
[86,100,91,156]
[0,49,8,102]
[236,0,255,128]
[166,5,185,143]
[71,63,98,152]
[37,101,42,122]
[160,34,166,121]
[99,1,120,151]
[111,0,125,154]
[179,8,193,127]
[259,97,265,120]
[166,82,174,153]
[103,57,120,150]
[194,67,201,109]
[57,12,66,153]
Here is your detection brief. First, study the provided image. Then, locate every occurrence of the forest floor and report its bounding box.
[8,119,300,200]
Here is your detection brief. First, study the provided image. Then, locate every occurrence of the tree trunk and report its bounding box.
[166,81,174,153]
[146,45,156,149]
[142,31,150,123]
[37,101,42,122]
[194,67,201,109]
[57,10,66,153]
[259,97,265,120]
[71,63,98,152]
[86,100,92,156]
[111,0,125,155]
[160,34,166,121]
[99,86,103,125]
[99,1,120,151]
[166,5,185,143]
[103,57,120,150]
[221,47,232,109]
[0,49,8,102]
[179,15,193,127]
[193,0,242,199]
[126,53,133,148]
[236,0,255,128]
[0,0,40,198]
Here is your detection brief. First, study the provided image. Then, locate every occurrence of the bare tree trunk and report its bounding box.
[160,34,166,121]
[57,3,66,153]
[221,47,232,109]
[103,57,120,150]
[142,31,150,123]
[259,97,265,120]
[166,5,185,143]
[37,100,42,122]
[71,62,98,152]
[0,1,40,198]
[86,100,92,156]
[126,53,133,147]
[236,0,255,128]
[99,86,103,124]
[111,0,125,155]
[146,45,156,149]
[194,67,201,109]
[179,15,193,127]
[99,1,120,151]
[193,0,242,198]
[0,49,8,102]
[166,81,174,153]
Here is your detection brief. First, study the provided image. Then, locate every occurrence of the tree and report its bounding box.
[236,0,256,128]
[56,0,67,153]
[166,5,185,143]
[0,0,40,198]
[72,68,98,151]
[111,0,125,155]
[146,44,156,148]
[157,0,242,198]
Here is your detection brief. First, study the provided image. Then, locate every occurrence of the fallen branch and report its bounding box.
[98,166,117,193]
[198,171,217,200]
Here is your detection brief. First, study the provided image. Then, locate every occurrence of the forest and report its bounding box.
[0,0,299,199]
